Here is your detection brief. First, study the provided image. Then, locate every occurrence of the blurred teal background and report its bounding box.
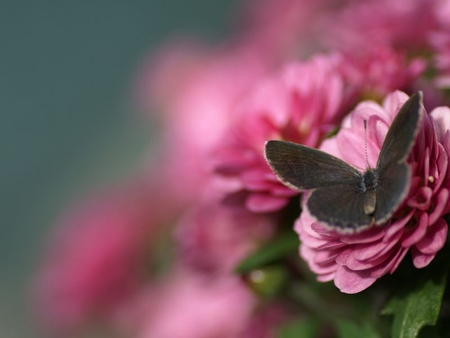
[0,1,234,336]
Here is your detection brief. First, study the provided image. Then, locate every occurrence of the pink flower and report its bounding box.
[338,47,426,96]
[211,55,349,213]
[296,91,450,293]
[132,270,257,338]
[238,0,332,58]
[429,0,450,87]
[321,0,439,53]
[32,185,156,334]
[240,303,291,338]
[138,39,275,207]
[175,191,276,274]
[116,267,290,338]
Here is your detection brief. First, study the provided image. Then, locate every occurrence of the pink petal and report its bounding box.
[414,218,448,254]
[245,193,288,212]
[299,232,334,249]
[343,245,399,272]
[430,106,450,141]
[428,188,449,225]
[300,246,338,275]
[384,212,413,241]
[368,247,407,278]
[314,248,344,265]
[431,145,448,193]
[411,247,436,268]
[352,228,403,261]
[337,131,368,168]
[334,266,377,294]
[340,226,385,244]
[407,186,432,210]
[401,212,428,247]
[316,241,347,250]
[317,272,335,282]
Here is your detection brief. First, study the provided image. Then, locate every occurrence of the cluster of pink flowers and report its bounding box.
[34,0,450,336]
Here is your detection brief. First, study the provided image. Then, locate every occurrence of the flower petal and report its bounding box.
[414,217,448,254]
[334,266,377,294]
[245,193,288,212]
[401,212,428,248]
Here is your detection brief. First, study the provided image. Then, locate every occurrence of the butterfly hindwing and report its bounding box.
[374,161,411,224]
[307,183,373,230]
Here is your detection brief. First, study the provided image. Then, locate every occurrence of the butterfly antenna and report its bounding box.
[364,119,370,168]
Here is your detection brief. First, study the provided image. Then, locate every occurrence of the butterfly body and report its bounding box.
[264,92,423,233]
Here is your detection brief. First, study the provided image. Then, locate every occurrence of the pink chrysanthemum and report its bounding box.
[138,40,274,207]
[239,0,330,58]
[211,55,349,213]
[175,191,276,274]
[321,0,439,53]
[429,0,450,87]
[116,267,290,338]
[296,91,450,293]
[338,47,426,96]
[32,186,155,333]
[129,270,258,338]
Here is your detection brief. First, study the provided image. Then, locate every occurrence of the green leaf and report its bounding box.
[235,231,299,274]
[277,318,320,338]
[335,318,381,338]
[381,257,448,338]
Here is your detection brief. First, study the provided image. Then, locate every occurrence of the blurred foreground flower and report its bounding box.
[32,184,157,334]
[175,191,277,274]
[131,270,256,338]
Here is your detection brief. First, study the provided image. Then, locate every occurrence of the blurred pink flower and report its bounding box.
[211,55,349,213]
[33,185,156,334]
[135,0,355,209]
[175,191,276,274]
[321,0,439,53]
[296,91,450,293]
[115,267,290,338]
[131,270,257,338]
[240,303,291,338]
[430,0,450,87]
[338,47,426,96]
[238,0,332,58]
[138,40,275,207]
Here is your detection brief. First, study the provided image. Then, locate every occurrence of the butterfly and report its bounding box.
[264,92,423,233]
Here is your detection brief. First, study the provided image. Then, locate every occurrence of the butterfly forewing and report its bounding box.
[376,92,423,170]
[265,140,362,190]
[373,92,422,224]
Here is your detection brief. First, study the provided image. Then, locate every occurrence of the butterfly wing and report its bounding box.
[265,140,362,190]
[376,92,423,170]
[373,92,423,224]
[307,183,373,231]
[374,162,411,224]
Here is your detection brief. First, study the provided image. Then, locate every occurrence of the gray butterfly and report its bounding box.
[264,92,423,233]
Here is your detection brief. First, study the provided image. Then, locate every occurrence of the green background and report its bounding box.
[0,1,234,336]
